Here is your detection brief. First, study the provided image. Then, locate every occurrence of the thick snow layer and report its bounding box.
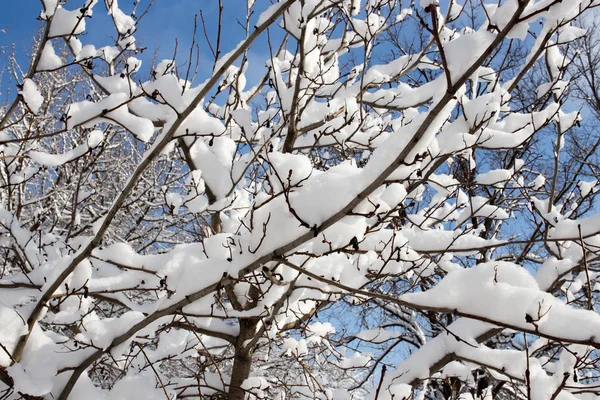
[42,0,59,17]
[49,7,89,37]
[38,41,63,71]
[0,302,26,366]
[106,0,135,35]
[29,130,102,166]
[401,262,600,345]
[445,30,495,81]
[67,94,154,141]
[20,79,44,114]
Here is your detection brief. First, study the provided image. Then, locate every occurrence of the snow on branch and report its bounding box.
[0,0,599,399]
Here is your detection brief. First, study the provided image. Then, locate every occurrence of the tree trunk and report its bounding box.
[228,318,259,400]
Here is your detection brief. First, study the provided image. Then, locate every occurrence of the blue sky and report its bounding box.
[0,1,250,55]
[0,0,462,95]
[0,1,279,90]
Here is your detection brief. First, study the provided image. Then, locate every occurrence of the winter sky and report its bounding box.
[0,0,278,90]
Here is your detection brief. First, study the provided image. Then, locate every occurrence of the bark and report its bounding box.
[227,318,259,400]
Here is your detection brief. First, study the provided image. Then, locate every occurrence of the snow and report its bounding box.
[532,174,546,190]
[75,311,145,350]
[6,323,64,397]
[557,25,587,44]
[107,373,173,400]
[445,30,496,81]
[388,384,412,399]
[356,328,401,343]
[99,46,121,64]
[87,129,104,148]
[2,1,600,399]
[420,0,438,8]
[106,0,135,35]
[8,362,54,396]
[256,1,288,26]
[363,53,436,87]
[396,8,412,22]
[75,44,99,61]
[441,361,472,381]
[154,59,174,76]
[337,351,371,369]
[241,376,271,399]
[49,7,89,37]
[401,227,503,254]
[214,42,244,75]
[474,168,513,188]
[29,132,101,167]
[579,179,597,197]
[401,262,600,346]
[42,0,59,17]
[67,93,155,141]
[380,183,407,208]
[184,135,233,200]
[447,0,464,22]
[267,152,313,188]
[37,41,63,71]
[456,196,509,225]
[348,0,361,15]
[307,321,336,339]
[0,302,26,366]
[20,79,44,114]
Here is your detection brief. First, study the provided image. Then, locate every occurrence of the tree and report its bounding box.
[1,0,600,399]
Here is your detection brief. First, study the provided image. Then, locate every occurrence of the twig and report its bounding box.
[137,343,172,400]
[578,224,594,311]
[374,364,387,400]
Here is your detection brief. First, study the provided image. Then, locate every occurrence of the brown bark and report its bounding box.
[227,318,259,400]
